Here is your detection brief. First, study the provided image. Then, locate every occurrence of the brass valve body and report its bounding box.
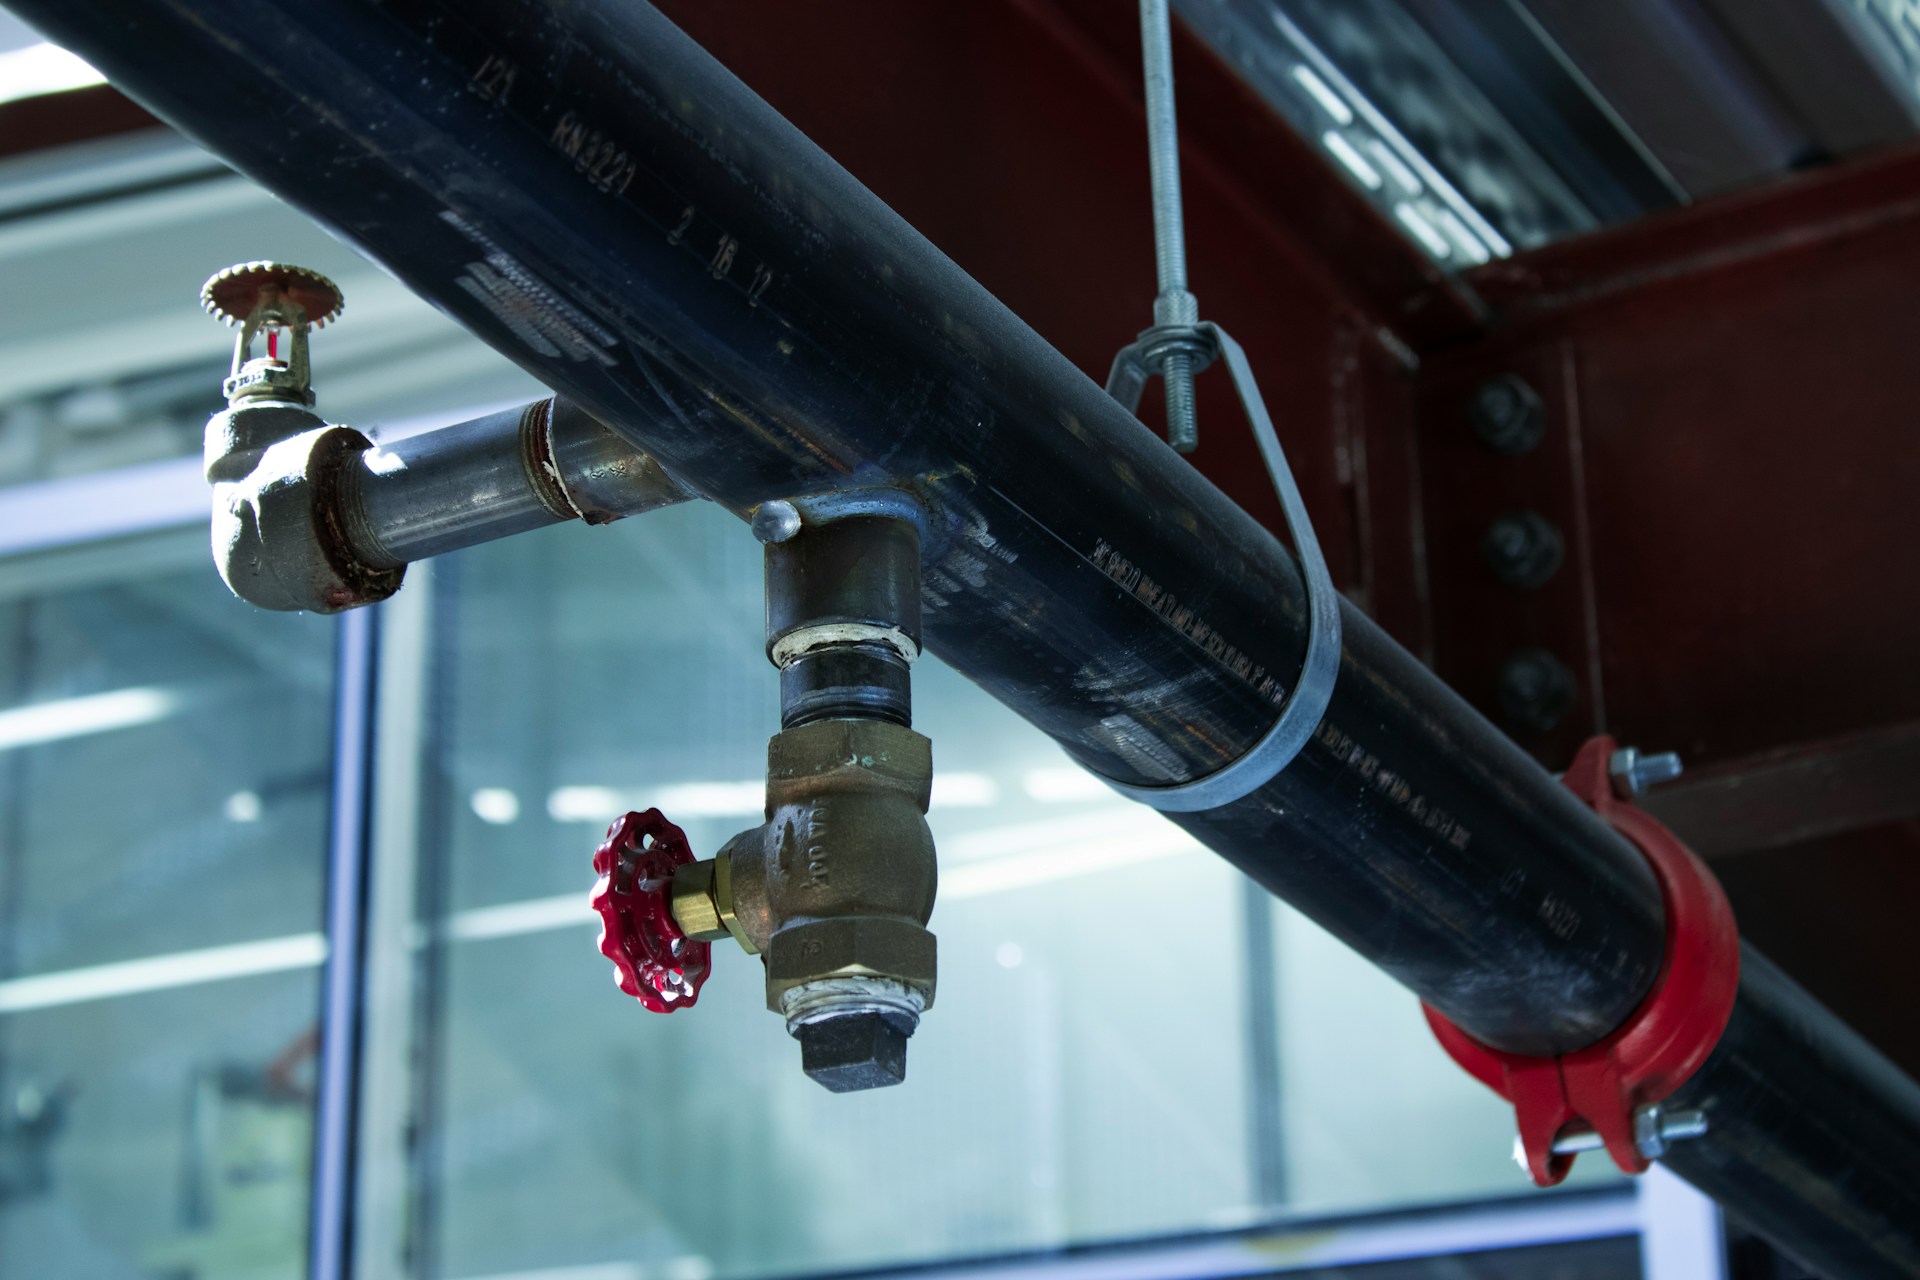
[672,716,936,1000]
[669,716,937,1088]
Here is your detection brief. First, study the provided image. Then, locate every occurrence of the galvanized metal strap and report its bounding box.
[1098,321,1342,813]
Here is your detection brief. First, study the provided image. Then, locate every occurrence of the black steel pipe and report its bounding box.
[24,0,1920,1272]
[1662,948,1920,1277]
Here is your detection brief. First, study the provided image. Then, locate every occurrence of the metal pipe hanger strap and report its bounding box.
[21,0,1920,1273]
[1099,323,1341,813]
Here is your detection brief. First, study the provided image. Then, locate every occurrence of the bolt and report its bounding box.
[1481,512,1564,588]
[1470,375,1545,456]
[1609,746,1684,797]
[751,500,802,544]
[1496,649,1575,733]
[795,1011,912,1093]
[1633,1104,1708,1159]
[1161,349,1198,453]
[1521,1104,1709,1170]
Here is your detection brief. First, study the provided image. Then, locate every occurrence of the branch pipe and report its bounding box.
[206,392,691,613]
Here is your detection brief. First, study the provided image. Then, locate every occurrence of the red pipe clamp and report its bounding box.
[1423,735,1740,1186]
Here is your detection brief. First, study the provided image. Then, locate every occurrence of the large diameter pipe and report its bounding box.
[24,0,1918,1272]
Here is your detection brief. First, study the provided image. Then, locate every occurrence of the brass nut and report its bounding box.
[668,860,729,942]
[711,849,757,954]
[765,916,936,1012]
[767,718,933,809]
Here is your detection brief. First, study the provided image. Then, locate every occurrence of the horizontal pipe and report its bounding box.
[80,0,1668,1054]
[345,401,566,566]
[26,0,1919,1272]
[343,397,692,567]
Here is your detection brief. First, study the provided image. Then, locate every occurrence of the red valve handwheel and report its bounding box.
[589,809,710,1013]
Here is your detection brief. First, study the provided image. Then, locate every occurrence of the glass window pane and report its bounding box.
[0,533,336,1278]
[1272,895,1621,1215]
[1300,1234,1640,1279]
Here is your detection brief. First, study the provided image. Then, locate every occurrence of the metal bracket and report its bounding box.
[1096,321,1342,813]
[1104,322,1219,416]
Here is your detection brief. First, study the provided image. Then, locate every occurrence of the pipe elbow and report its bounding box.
[206,403,404,613]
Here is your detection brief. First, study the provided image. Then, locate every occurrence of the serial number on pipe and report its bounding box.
[1090,537,1472,851]
[549,110,639,196]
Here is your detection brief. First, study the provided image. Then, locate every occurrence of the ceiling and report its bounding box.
[5,0,1920,277]
[1176,0,1920,266]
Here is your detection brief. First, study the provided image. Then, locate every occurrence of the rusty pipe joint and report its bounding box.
[206,400,405,614]
[200,262,691,613]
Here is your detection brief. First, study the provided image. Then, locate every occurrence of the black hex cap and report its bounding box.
[796,1012,911,1092]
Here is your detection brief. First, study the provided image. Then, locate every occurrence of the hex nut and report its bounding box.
[766,717,933,807]
[1496,649,1576,733]
[1470,374,1546,456]
[225,359,312,405]
[668,860,729,941]
[764,916,936,1012]
[1481,512,1565,588]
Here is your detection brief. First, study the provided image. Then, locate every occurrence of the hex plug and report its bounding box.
[797,1011,913,1093]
